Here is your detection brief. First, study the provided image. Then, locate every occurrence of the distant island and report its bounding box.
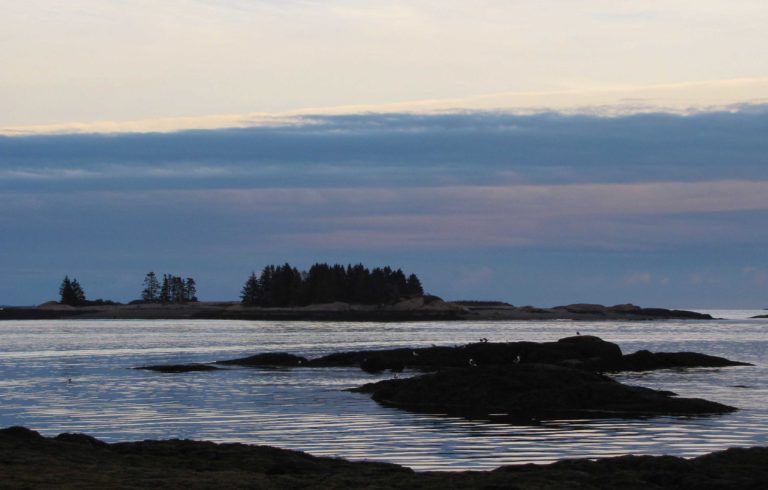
[0,262,715,321]
[0,298,713,322]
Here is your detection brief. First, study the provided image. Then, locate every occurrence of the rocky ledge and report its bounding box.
[136,335,751,374]
[352,363,736,422]
[1,427,766,489]
[302,335,751,373]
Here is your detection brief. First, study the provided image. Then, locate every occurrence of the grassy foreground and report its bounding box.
[1,427,766,489]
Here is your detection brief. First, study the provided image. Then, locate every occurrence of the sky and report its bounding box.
[1,1,767,307]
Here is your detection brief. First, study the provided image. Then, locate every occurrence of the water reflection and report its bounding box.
[0,317,766,470]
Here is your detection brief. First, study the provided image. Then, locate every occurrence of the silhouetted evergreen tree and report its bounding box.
[59,276,86,306]
[241,272,260,305]
[405,273,424,297]
[141,272,160,302]
[159,274,171,303]
[184,278,198,302]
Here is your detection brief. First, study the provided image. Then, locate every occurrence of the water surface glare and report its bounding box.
[0,314,766,471]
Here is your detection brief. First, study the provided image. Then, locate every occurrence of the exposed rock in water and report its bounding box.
[141,336,749,375]
[135,363,220,373]
[308,335,624,371]
[217,352,308,367]
[610,350,753,372]
[2,426,766,489]
[306,335,749,374]
[352,363,736,422]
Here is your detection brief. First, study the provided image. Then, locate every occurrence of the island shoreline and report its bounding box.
[0,299,715,322]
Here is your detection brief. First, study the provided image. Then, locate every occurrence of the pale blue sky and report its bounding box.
[1,2,767,306]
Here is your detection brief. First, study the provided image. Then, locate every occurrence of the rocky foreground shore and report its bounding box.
[0,298,714,321]
[1,427,766,489]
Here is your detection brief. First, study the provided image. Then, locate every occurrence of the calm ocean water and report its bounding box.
[0,312,766,471]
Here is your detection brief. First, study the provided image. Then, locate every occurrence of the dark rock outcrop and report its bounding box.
[611,350,752,372]
[135,363,220,373]
[217,352,308,367]
[353,363,736,422]
[309,336,624,371]
[210,335,747,375]
[138,336,749,377]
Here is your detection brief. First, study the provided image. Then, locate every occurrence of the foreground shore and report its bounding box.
[0,298,713,321]
[1,427,765,489]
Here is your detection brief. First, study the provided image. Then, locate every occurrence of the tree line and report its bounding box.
[58,276,118,306]
[57,263,425,306]
[139,272,198,304]
[58,273,197,306]
[241,263,424,307]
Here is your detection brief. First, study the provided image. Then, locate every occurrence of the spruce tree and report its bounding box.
[241,272,260,305]
[71,279,86,305]
[60,276,86,306]
[141,272,160,302]
[405,273,424,297]
[59,276,75,305]
[184,278,198,302]
[159,274,171,304]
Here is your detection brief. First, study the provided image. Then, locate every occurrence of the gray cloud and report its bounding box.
[2,107,767,192]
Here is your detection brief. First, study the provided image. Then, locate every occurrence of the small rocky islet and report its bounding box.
[137,335,750,422]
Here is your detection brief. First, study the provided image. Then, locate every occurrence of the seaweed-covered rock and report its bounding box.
[353,363,736,422]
